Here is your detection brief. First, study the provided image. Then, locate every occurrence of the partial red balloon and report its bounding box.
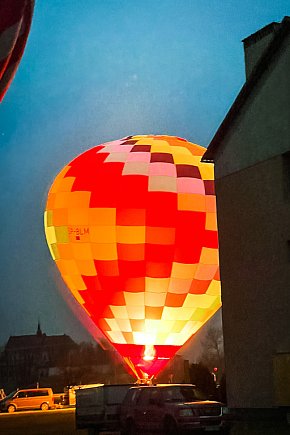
[0,0,34,102]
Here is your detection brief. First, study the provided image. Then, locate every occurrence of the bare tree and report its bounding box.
[199,326,224,376]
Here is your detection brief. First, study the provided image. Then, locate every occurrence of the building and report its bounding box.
[0,325,132,391]
[0,323,77,390]
[203,17,290,408]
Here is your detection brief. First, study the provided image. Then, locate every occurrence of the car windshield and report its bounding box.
[3,390,17,400]
[163,387,207,402]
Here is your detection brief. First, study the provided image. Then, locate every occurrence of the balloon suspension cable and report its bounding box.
[123,356,140,380]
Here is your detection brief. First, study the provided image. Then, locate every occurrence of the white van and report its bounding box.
[76,384,132,434]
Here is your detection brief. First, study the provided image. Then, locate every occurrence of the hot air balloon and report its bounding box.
[0,0,35,102]
[44,135,220,381]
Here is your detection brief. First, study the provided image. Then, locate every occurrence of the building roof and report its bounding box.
[242,21,280,47]
[5,332,76,351]
[202,16,290,163]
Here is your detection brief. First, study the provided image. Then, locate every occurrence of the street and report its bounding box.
[0,408,87,435]
[2,407,290,435]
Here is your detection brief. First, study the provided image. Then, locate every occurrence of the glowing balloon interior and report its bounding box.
[44,135,221,380]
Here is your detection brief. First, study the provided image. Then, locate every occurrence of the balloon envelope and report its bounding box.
[0,0,34,102]
[44,135,221,380]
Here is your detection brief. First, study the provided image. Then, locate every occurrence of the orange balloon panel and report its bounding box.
[44,135,221,379]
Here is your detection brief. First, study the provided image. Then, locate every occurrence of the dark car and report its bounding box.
[120,384,230,434]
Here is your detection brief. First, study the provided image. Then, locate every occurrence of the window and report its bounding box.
[163,386,207,403]
[123,388,142,405]
[149,389,161,405]
[27,390,49,397]
[106,386,130,405]
[282,152,290,198]
[287,240,290,262]
[137,389,150,406]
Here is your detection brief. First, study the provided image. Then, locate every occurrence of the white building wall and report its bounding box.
[212,31,290,408]
[214,33,290,180]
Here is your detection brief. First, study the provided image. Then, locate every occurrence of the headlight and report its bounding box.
[179,408,193,417]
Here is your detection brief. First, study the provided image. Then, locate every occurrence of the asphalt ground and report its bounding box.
[0,408,87,435]
[1,407,290,435]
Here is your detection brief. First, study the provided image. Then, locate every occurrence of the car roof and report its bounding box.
[130,384,197,389]
[18,388,52,391]
[76,383,133,391]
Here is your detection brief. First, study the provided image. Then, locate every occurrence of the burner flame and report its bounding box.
[143,344,156,362]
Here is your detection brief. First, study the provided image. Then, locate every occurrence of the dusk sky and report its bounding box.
[0,1,289,359]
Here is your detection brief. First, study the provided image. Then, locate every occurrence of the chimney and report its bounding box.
[242,21,281,80]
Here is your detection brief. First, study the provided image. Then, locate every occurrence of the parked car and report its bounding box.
[0,388,54,413]
[120,384,230,434]
[75,383,133,434]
